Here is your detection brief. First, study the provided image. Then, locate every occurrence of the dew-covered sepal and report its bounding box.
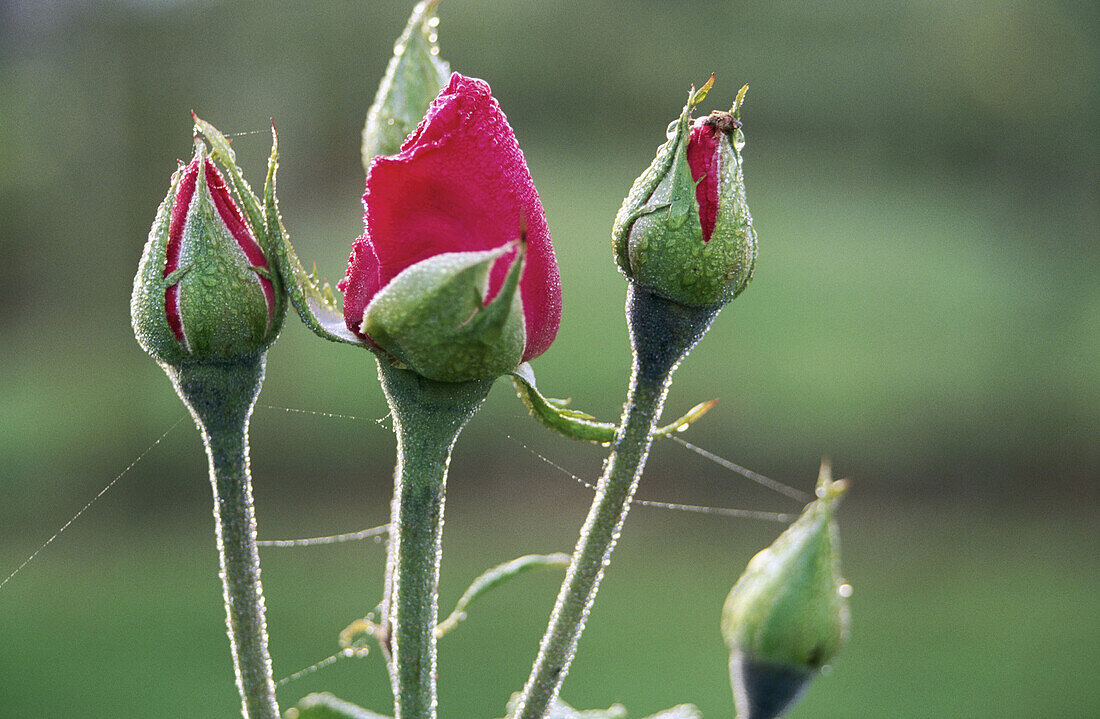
[612,79,756,308]
[131,138,285,366]
[360,242,526,383]
[362,0,451,172]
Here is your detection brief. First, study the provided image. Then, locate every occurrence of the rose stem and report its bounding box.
[513,285,721,719]
[167,358,280,719]
[376,360,493,719]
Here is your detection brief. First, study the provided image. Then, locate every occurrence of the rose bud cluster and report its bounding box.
[340,73,561,383]
[132,140,285,367]
[721,463,850,719]
[612,81,757,308]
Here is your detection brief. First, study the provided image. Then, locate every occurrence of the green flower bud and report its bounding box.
[131,138,285,367]
[721,463,850,719]
[362,0,451,172]
[360,241,526,383]
[612,79,756,307]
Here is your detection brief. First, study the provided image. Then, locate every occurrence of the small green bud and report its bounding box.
[360,242,526,383]
[612,79,757,307]
[721,462,850,719]
[131,138,284,367]
[362,0,451,171]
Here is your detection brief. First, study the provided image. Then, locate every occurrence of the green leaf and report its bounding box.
[436,553,570,637]
[362,0,451,172]
[288,692,391,719]
[511,363,718,443]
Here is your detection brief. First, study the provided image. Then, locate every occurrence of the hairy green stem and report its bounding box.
[514,286,721,719]
[168,358,280,719]
[376,361,493,719]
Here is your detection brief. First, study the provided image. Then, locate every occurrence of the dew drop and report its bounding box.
[838,583,853,598]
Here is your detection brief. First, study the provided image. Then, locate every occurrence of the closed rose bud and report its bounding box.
[132,140,284,366]
[721,463,850,719]
[612,80,756,308]
[340,73,562,382]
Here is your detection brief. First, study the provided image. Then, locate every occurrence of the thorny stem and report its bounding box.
[376,360,493,719]
[513,285,721,719]
[168,358,280,719]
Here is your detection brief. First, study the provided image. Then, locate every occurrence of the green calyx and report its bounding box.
[362,0,450,172]
[361,242,526,383]
[131,136,285,367]
[721,462,850,672]
[612,81,757,308]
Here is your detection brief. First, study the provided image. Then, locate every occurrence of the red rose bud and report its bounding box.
[721,463,850,719]
[612,80,756,307]
[362,0,451,172]
[340,73,561,382]
[132,140,284,366]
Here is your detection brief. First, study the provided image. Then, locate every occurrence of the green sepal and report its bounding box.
[195,115,361,346]
[731,83,749,120]
[511,362,618,442]
[362,0,450,172]
[287,693,391,719]
[189,114,287,337]
[436,553,570,638]
[511,363,718,443]
[131,164,188,365]
[191,115,265,240]
[260,123,361,346]
[721,463,850,719]
[173,140,276,360]
[362,242,526,383]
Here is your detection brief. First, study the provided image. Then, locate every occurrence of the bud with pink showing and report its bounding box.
[340,73,561,383]
[612,78,756,308]
[132,139,285,367]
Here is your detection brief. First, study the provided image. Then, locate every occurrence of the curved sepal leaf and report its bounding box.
[511,363,618,443]
[194,116,362,346]
[512,363,718,443]
[261,126,364,346]
[437,553,569,637]
[362,0,451,171]
[288,692,391,719]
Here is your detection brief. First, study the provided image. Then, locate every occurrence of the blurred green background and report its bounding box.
[1,0,1097,717]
